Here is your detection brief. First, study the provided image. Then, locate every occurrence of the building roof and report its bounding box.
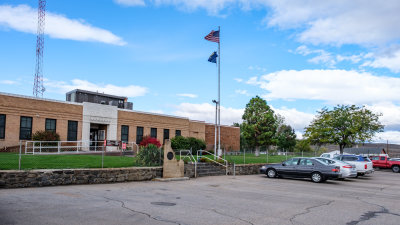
[343,147,386,155]
[66,89,127,100]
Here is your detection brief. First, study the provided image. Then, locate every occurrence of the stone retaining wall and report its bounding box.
[229,163,264,175]
[0,167,162,188]
[0,164,264,188]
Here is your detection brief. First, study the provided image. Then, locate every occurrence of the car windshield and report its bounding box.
[363,157,371,162]
[342,156,359,161]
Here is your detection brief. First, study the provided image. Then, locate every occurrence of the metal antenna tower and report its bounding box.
[33,0,46,97]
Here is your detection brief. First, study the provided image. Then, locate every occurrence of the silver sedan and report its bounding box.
[313,157,357,179]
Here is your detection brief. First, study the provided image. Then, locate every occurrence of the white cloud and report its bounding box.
[374,131,400,144]
[273,107,314,131]
[173,103,244,125]
[235,89,249,96]
[177,93,198,98]
[250,69,400,105]
[0,80,18,85]
[293,45,336,67]
[114,0,146,6]
[45,79,148,98]
[0,5,125,45]
[264,0,400,46]
[234,78,243,83]
[366,102,400,131]
[362,46,400,73]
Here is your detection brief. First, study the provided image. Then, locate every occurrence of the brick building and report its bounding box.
[0,91,240,151]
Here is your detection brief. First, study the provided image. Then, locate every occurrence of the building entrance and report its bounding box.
[89,123,107,150]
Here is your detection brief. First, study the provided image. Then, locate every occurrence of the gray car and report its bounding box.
[260,157,341,183]
[313,157,357,179]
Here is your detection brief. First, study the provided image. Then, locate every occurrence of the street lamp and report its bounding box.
[212,100,218,159]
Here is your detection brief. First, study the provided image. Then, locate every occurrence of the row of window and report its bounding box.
[120,125,181,144]
[0,114,78,141]
[0,114,182,143]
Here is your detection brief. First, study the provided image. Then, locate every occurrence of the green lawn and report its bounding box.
[0,153,140,170]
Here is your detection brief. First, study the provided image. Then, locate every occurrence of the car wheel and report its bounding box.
[266,169,277,178]
[392,165,400,173]
[311,172,323,183]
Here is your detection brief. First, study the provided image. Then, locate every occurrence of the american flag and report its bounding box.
[204,30,220,43]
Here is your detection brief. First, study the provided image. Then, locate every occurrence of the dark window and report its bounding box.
[175,130,181,137]
[19,116,32,140]
[45,118,56,132]
[381,157,386,161]
[151,128,157,138]
[121,125,129,142]
[342,156,358,161]
[0,114,5,139]
[163,129,170,143]
[67,121,78,141]
[136,127,144,144]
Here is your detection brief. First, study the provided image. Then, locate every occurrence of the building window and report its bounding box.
[19,116,32,140]
[151,128,157,139]
[136,126,144,144]
[121,125,129,142]
[45,118,56,132]
[0,114,5,139]
[175,130,181,137]
[67,121,78,141]
[163,129,170,143]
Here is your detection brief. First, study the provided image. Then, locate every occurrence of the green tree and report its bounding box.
[294,139,312,152]
[276,124,297,151]
[242,96,277,156]
[304,105,384,154]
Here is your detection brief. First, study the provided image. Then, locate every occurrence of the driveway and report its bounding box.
[1,170,400,225]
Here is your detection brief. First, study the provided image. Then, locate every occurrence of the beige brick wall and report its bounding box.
[0,93,240,151]
[0,94,83,148]
[117,110,191,144]
[205,124,240,151]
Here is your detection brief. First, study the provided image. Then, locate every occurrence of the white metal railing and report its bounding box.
[24,141,106,154]
[24,141,141,155]
[197,150,229,176]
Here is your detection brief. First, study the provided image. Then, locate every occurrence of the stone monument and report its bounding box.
[163,139,185,178]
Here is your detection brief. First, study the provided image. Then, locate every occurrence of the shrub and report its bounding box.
[171,136,206,155]
[136,144,163,166]
[32,130,60,146]
[139,136,161,148]
[171,136,189,150]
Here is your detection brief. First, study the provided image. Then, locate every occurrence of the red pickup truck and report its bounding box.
[370,156,400,173]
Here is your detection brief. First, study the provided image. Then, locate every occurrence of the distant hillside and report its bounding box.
[317,143,400,157]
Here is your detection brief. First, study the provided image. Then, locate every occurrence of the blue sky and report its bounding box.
[1,0,400,143]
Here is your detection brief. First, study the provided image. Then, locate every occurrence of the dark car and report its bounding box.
[260,157,341,183]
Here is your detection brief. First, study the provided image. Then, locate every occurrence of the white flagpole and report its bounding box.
[217,26,221,157]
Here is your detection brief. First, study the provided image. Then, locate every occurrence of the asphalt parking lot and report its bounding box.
[1,170,400,225]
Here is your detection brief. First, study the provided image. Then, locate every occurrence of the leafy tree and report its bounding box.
[233,122,253,152]
[304,105,384,154]
[276,124,297,151]
[294,139,312,152]
[242,96,277,156]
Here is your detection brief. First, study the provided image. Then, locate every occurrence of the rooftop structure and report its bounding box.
[66,89,133,110]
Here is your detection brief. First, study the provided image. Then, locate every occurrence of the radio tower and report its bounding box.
[33,0,46,97]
